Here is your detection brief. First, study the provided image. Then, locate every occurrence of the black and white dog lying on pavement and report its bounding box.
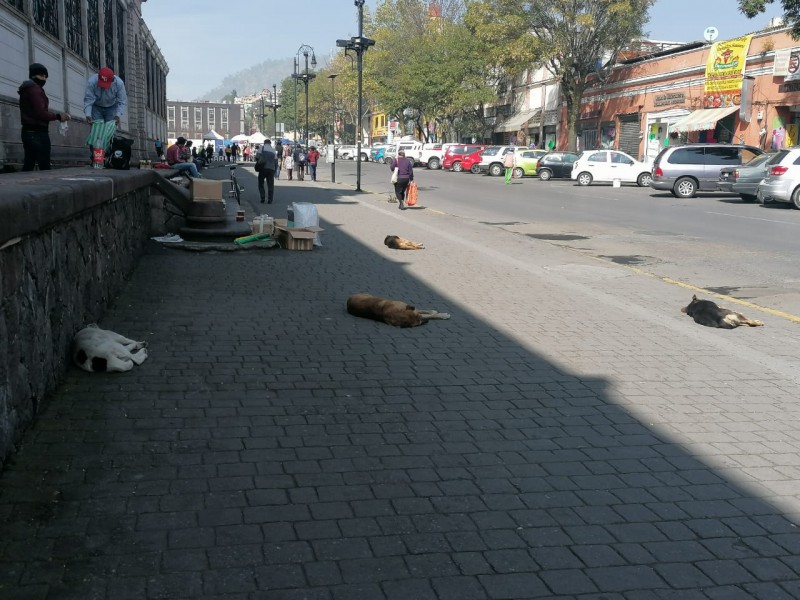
[72,324,148,372]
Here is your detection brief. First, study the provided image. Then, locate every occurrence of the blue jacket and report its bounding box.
[84,75,128,118]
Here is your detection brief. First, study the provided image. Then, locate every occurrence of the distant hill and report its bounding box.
[200,56,326,101]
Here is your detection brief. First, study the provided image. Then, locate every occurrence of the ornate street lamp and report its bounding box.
[271,84,281,142]
[328,74,338,183]
[337,1,375,192]
[292,44,316,149]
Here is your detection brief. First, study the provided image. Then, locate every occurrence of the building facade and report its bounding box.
[166,100,244,145]
[578,27,800,161]
[0,0,168,168]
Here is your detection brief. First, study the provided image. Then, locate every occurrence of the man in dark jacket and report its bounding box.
[18,63,70,171]
[255,140,278,204]
[293,145,306,181]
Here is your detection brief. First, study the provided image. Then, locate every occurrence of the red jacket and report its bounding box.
[18,79,60,131]
[307,149,320,164]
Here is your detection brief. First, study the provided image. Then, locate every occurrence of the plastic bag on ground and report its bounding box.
[292,202,322,246]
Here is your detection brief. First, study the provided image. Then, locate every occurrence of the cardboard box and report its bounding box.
[139,160,152,169]
[251,216,274,235]
[273,219,324,251]
[190,179,223,201]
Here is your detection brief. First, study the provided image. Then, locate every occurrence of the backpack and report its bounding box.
[298,152,306,163]
[106,136,133,170]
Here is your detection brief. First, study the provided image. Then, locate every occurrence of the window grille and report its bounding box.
[194,107,202,131]
[65,0,84,55]
[221,108,228,131]
[180,107,189,130]
[208,108,215,128]
[6,0,24,11]
[168,106,175,129]
[33,0,59,38]
[103,0,114,69]
[88,0,100,67]
[115,2,126,81]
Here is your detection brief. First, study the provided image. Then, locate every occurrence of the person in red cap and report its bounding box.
[83,66,128,126]
[18,63,70,171]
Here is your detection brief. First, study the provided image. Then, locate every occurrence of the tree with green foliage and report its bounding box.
[465,0,654,151]
[367,0,496,142]
[740,0,800,36]
[220,89,237,104]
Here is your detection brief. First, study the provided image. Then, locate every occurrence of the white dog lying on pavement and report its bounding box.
[72,324,148,372]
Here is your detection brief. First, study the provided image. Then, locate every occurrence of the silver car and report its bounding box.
[756,147,800,208]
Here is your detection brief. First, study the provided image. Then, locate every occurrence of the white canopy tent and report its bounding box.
[202,129,224,141]
[247,132,267,144]
[230,134,249,142]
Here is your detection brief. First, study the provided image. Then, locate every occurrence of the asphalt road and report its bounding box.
[330,158,800,318]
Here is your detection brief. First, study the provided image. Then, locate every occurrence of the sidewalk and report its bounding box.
[2,168,800,599]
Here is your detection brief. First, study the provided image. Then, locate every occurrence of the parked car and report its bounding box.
[536,152,580,180]
[512,149,549,178]
[418,143,445,169]
[651,143,763,198]
[756,147,800,208]
[477,145,527,176]
[371,146,387,162]
[571,150,653,186]
[442,144,486,171]
[384,139,423,165]
[718,152,778,201]
[461,149,485,174]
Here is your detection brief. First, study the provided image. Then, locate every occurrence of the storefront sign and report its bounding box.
[780,80,800,93]
[774,49,792,77]
[704,34,753,108]
[786,52,800,82]
[654,92,685,107]
[543,109,559,126]
[579,110,601,120]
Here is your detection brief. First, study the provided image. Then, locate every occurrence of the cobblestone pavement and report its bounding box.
[2,169,800,599]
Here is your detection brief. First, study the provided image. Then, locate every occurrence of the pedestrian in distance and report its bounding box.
[389,150,414,210]
[274,140,283,179]
[18,63,70,171]
[255,139,278,204]
[225,145,232,162]
[283,153,294,181]
[205,144,213,162]
[154,137,163,159]
[84,67,127,126]
[503,150,515,184]
[306,146,320,181]
[293,145,306,181]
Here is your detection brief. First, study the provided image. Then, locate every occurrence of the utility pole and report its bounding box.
[328,74,338,183]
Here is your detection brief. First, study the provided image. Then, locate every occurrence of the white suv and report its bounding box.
[757,147,800,208]
[477,146,527,176]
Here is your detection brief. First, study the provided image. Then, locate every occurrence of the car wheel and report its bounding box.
[428,157,441,170]
[360,152,368,162]
[673,177,697,198]
[538,169,552,181]
[452,161,463,172]
[637,172,653,187]
[382,157,390,164]
[577,172,593,186]
[470,164,481,174]
[489,163,503,177]
[792,187,800,209]
[512,167,524,179]
[740,193,758,202]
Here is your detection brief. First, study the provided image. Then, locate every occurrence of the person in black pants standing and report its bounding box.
[18,63,70,171]
[256,140,278,203]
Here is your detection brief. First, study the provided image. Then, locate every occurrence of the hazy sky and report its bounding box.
[142,0,783,101]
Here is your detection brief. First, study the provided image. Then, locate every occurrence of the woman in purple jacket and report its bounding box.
[18,63,70,171]
[389,150,415,210]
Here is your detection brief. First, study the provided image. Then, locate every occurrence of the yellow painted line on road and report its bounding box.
[615,262,800,325]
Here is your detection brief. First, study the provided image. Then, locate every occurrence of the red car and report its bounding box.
[442,144,486,172]
[460,149,485,173]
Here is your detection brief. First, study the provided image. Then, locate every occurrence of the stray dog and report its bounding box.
[72,324,149,372]
[681,295,764,329]
[347,293,450,327]
[384,235,425,250]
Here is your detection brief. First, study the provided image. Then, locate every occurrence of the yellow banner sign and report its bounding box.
[704,34,753,108]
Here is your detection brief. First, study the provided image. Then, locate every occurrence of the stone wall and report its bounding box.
[0,169,153,467]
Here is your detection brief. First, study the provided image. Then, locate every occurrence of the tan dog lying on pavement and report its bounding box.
[681,295,764,329]
[72,324,149,372]
[384,235,425,250]
[347,294,450,327]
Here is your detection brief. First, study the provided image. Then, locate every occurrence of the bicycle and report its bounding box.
[228,164,243,204]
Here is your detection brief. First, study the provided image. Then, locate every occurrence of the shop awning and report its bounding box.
[495,109,541,133]
[669,106,738,133]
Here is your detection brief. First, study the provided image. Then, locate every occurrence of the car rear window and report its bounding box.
[446,145,466,156]
[545,154,562,163]
[587,151,607,162]
[704,147,740,166]
[482,147,500,157]
[667,148,705,165]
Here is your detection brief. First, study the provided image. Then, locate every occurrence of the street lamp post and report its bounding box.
[328,74,338,183]
[336,1,375,192]
[271,84,281,142]
[292,44,316,150]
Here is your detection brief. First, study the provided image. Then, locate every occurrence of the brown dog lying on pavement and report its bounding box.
[346,293,450,327]
[384,235,425,250]
[681,295,764,329]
